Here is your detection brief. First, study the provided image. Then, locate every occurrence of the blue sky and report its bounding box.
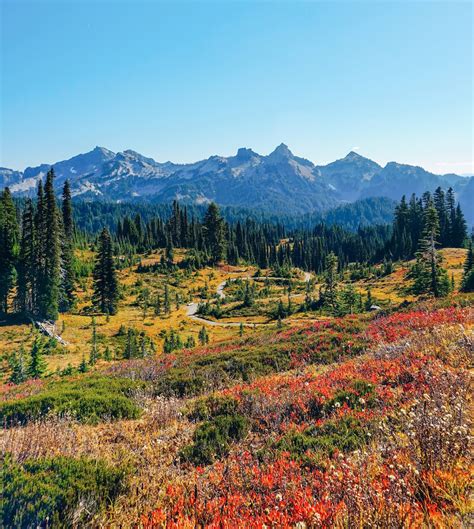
[1,0,472,173]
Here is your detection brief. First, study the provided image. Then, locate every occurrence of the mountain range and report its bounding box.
[1,144,472,223]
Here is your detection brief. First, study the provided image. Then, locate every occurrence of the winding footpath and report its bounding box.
[186,272,312,327]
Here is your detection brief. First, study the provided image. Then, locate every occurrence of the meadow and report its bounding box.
[0,247,472,528]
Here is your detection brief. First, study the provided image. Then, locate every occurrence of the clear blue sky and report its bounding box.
[1,0,472,174]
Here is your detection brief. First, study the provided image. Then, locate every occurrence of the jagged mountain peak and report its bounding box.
[344,150,366,160]
[268,143,293,160]
[235,147,259,160]
[92,146,115,157]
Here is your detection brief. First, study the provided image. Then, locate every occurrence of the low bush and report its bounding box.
[272,416,369,462]
[1,454,129,528]
[0,376,144,426]
[180,413,249,465]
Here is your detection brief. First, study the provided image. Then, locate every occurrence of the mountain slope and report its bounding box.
[317,151,382,202]
[362,162,465,200]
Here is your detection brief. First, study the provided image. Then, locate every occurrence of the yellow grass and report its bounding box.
[0,248,468,376]
[351,247,467,305]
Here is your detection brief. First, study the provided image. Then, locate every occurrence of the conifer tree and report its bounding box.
[446,187,456,243]
[185,335,196,348]
[411,201,450,297]
[154,295,162,316]
[60,180,75,310]
[28,336,47,379]
[16,199,35,314]
[198,325,209,345]
[365,288,373,311]
[461,242,474,292]
[340,283,357,314]
[124,328,137,359]
[40,169,61,320]
[203,202,226,264]
[0,187,19,314]
[138,287,150,320]
[92,228,119,315]
[78,355,88,373]
[391,195,411,258]
[104,346,112,361]
[433,187,448,246]
[34,181,46,313]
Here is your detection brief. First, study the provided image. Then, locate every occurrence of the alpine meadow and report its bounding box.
[1,1,473,528]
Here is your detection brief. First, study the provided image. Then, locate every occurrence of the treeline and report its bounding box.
[70,196,396,234]
[389,187,467,260]
[113,200,391,273]
[112,190,468,275]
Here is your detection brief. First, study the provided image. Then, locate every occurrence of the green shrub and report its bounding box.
[0,376,144,426]
[272,416,369,463]
[180,414,248,465]
[1,454,129,528]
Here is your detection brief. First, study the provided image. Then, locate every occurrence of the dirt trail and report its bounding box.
[186,272,312,327]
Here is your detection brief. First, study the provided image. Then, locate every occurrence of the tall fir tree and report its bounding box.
[60,180,75,310]
[92,227,119,315]
[445,187,456,245]
[163,283,171,314]
[38,169,61,320]
[0,187,19,314]
[433,187,448,246]
[198,325,209,345]
[203,202,226,264]
[411,200,450,297]
[34,181,46,314]
[16,199,36,314]
[391,195,411,259]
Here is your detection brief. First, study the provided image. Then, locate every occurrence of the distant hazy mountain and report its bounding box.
[2,144,472,221]
[317,151,382,202]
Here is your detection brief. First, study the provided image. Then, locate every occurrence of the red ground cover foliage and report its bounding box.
[140,306,472,528]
